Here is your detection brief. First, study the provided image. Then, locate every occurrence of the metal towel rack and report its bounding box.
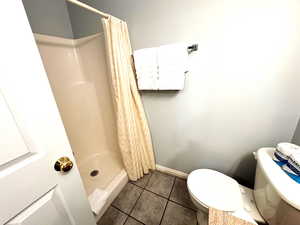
[187,44,198,54]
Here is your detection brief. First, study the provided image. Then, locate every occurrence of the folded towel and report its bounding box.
[281,164,300,184]
[282,164,298,176]
[157,43,188,71]
[133,43,188,90]
[158,73,185,90]
[286,153,300,176]
[133,47,159,90]
[273,154,286,165]
[273,159,300,184]
[133,47,158,79]
[137,76,158,90]
[157,43,188,90]
[274,143,300,163]
[274,150,289,163]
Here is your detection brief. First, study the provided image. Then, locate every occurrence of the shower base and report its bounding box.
[77,151,127,219]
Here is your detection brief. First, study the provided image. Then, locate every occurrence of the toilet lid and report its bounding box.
[187,169,243,212]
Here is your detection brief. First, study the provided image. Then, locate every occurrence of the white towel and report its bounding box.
[282,164,298,176]
[133,47,159,90]
[133,43,188,90]
[277,142,300,153]
[157,43,188,71]
[274,142,300,163]
[158,73,185,90]
[88,189,108,215]
[157,43,188,90]
[286,152,300,176]
[133,47,158,78]
[137,76,158,90]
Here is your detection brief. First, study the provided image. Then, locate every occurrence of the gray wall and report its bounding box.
[22,0,74,38]
[69,0,300,186]
[22,0,300,186]
[292,120,300,146]
[66,2,101,39]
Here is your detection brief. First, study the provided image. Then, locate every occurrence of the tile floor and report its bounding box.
[97,171,198,225]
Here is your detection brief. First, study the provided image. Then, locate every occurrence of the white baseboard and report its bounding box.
[156,164,188,179]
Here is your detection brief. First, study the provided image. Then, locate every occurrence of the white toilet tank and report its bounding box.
[254,148,300,225]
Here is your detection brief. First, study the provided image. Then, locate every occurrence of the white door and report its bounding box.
[0,1,96,225]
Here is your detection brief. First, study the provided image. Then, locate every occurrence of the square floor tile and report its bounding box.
[161,201,197,225]
[97,206,128,225]
[112,183,143,214]
[124,217,144,225]
[170,178,197,210]
[131,172,152,188]
[145,171,175,198]
[130,190,167,225]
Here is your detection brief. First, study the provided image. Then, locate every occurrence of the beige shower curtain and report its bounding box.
[102,16,155,181]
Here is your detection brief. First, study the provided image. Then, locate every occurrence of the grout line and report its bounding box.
[128,187,145,216]
[131,181,151,191]
[168,177,198,211]
[168,176,176,200]
[127,216,146,225]
[159,199,169,225]
[128,172,153,224]
[141,172,176,200]
[111,206,146,225]
[168,199,197,212]
[144,171,153,187]
[139,172,170,225]
[111,205,128,214]
[133,175,196,211]
[123,215,130,225]
[130,171,153,189]
[115,172,197,225]
[131,172,173,200]
[120,172,153,224]
[128,182,144,191]
[142,188,169,200]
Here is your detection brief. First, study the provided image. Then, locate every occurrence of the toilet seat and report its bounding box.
[187,169,243,212]
[187,169,258,224]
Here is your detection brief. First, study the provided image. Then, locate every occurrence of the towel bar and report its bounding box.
[187,44,198,54]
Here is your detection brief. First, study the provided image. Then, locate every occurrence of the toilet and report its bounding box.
[187,147,300,225]
[187,169,258,224]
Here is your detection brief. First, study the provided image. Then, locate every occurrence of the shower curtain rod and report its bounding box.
[66,0,109,19]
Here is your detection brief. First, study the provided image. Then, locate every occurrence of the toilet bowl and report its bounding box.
[187,169,258,225]
[188,148,300,225]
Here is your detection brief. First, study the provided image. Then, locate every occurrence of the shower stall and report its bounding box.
[35,32,127,219]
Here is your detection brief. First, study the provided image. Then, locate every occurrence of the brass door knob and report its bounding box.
[54,157,73,173]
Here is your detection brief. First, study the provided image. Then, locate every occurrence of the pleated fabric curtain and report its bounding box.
[102,16,156,181]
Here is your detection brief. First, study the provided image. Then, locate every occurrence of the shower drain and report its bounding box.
[90,170,99,177]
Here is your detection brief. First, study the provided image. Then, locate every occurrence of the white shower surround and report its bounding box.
[35,33,127,218]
